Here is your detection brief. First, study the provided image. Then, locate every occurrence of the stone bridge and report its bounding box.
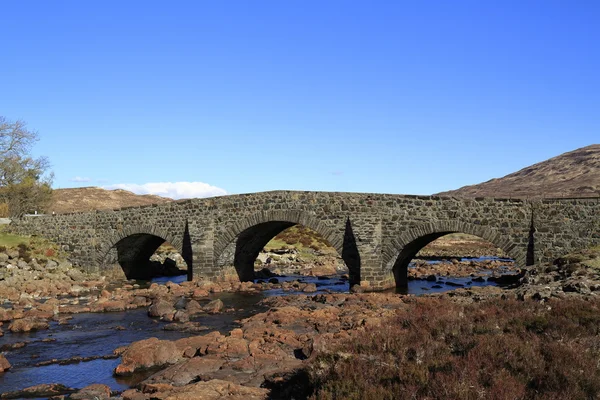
[8,191,600,291]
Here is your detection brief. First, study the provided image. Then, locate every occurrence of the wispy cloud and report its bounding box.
[331,170,344,176]
[104,181,227,200]
[70,176,91,182]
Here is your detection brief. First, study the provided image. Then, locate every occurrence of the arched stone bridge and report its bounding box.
[8,191,600,291]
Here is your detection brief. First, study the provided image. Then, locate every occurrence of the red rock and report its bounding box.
[203,299,224,314]
[0,354,11,372]
[192,288,210,298]
[0,308,12,322]
[132,296,149,307]
[302,283,317,293]
[70,383,111,399]
[206,337,249,358]
[0,383,76,398]
[175,331,223,356]
[121,389,147,400]
[137,379,268,400]
[140,356,226,387]
[173,310,189,323]
[8,317,49,333]
[185,299,203,315]
[148,299,175,319]
[114,337,183,376]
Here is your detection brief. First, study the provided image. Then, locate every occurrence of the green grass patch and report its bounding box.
[0,231,31,248]
[0,226,63,260]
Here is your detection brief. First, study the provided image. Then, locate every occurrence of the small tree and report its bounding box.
[0,116,53,217]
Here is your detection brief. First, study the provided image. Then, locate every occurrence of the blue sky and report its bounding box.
[1,1,598,199]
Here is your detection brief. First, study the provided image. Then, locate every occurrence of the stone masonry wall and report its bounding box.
[7,191,600,290]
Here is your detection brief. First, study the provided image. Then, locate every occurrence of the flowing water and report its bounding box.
[0,256,515,395]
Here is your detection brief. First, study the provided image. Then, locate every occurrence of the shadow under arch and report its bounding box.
[97,225,187,280]
[214,210,357,284]
[386,221,526,289]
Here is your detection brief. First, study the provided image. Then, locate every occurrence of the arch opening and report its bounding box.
[392,232,518,293]
[106,233,190,281]
[217,222,354,287]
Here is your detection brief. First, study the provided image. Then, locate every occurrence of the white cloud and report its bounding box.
[104,181,227,200]
[70,176,91,182]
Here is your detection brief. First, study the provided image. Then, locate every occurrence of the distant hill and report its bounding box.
[49,187,173,214]
[437,144,600,199]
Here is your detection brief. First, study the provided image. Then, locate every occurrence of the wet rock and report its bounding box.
[92,300,128,312]
[163,322,209,333]
[302,283,317,293]
[8,317,49,333]
[173,310,190,323]
[0,383,77,399]
[70,384,111,400]
[0,341,28,351]
[203,299,224,314]
[148,299,176,319]
[0,354,11,372]
[174,296,188,310]
[185,299,203,315]
[114,337,183,376]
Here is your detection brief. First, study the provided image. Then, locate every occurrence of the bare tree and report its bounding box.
[0,116,53,217]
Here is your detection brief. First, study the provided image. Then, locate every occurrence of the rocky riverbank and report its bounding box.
[2,244,599,398]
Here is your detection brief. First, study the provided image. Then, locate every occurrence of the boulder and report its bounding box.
[67,268,86,282]
[203,299,224,314]
[140,356,226,387]
[185,299,204,315]
[114,337,183,376]
[0,354,11,372]
[302,283,317,293]
[8,317,49,333]
[70,384,111,400]
[0,383,76,398]
[148,299,176,319]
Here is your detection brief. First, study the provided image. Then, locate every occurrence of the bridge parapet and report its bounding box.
[7,191,600,291]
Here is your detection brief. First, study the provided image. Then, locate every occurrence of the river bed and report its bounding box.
[0,256,515,395]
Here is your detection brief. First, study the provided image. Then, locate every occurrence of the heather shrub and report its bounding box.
[308,297,600,400]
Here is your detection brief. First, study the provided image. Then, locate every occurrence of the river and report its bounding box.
[0,256,515,395]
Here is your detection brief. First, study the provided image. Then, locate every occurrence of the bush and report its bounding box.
[306,297,600,399]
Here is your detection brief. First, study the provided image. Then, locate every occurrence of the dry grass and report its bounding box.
[437,144,600,199]
[49,187,172,214]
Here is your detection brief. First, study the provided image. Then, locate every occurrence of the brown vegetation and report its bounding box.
[437,144,600,199]
[306,296,600,400]
[48,186,172,214]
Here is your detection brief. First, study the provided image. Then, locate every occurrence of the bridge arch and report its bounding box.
[97,225,186,280]
[385,221,526,288]
[213,210,347,282]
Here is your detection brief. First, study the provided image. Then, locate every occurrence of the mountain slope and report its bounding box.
[49,187,172,214]
[437,144,600,199]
